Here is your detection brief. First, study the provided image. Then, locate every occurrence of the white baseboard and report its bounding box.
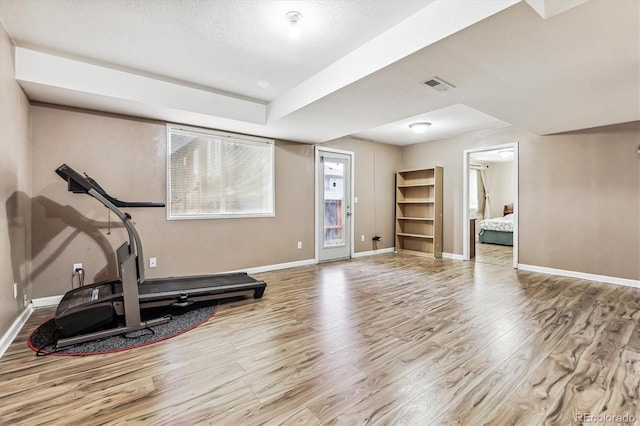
[352,247,395,258]
[518,264,640,288]
[31,295,64,307]
[442,252,464,260]
[0,304,33,359]
[233,258,318,275]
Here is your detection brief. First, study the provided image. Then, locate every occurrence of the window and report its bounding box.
[469,169,479,210]
[167,125,275,219]
[323,161,345,246]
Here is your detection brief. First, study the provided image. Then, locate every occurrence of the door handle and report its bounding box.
[346,212,352,217]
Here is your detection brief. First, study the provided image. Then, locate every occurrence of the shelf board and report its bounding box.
[397,183,434,188]
[395,248,436,258]
[397,199,434,204]
[397,232,434,239]
[398,167,436,173]
[397,217,434,221]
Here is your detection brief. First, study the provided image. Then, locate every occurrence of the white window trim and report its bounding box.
[166,124,275,220]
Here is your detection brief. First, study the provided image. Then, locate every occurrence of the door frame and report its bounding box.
[462,142,519,268]
[315,146,355,262]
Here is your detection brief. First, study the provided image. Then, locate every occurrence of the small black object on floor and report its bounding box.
[28,300,220,356]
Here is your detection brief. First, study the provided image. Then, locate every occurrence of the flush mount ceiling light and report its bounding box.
[286,11,303,39]
[409,122,432,134]
[498,149,513,157]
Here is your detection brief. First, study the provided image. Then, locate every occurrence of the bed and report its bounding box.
[478,207,514,246]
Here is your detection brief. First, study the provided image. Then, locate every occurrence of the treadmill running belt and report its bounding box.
[138,272,266,301]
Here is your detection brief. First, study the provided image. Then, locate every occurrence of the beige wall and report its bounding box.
[321,137,401,253]
[486,160,514,219]
[30,105,315,298]
[519,122,639,279]
[0,23,31,337]
[402,122,640,280]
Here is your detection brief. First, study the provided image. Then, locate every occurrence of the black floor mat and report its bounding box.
[28,301,219,356]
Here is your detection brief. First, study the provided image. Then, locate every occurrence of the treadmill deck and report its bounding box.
[135,272,266,301]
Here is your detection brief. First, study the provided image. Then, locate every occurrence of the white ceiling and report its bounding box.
[352,104,510,146]
[1,0,638,146]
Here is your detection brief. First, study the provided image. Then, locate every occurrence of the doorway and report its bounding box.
[316,147,353,262]
[463,143,518,268]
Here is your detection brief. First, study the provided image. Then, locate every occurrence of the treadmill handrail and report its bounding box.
[56,164,165,208]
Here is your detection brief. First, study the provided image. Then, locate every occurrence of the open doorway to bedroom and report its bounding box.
[463,143,518,268]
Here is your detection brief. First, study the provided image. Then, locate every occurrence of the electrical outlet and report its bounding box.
[297,241,302,249]
[149,257,157,268]
[23,294,28,307]
[355,196,358,203]
[73,263,83,274]
[361,234,365,242]
[13,283,17,299]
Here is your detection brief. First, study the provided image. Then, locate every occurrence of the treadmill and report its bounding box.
[53,164,266,348]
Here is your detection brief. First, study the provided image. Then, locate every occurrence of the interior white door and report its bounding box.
[317,151,352,262]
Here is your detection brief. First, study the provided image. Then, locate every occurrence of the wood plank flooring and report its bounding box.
[1,254,639,425]
[473,241,513,267]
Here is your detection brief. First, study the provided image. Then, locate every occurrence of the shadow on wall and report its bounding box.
[5,188,29,303]
[6,191,121,287]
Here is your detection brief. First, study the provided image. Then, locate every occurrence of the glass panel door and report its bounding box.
[317,149,351,262]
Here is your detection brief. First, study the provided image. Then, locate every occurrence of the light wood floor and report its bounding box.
[2,254,640,425]
[473,241,513,267]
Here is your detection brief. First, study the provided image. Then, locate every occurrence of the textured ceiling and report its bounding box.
[0,0,429,101]
[1,0,638,145]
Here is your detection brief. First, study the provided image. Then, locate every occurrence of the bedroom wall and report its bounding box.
[321,137,402,253]
[402,122,640,281]
[0,22,32,337]
[486,160,514,219]
[30,104,315,299]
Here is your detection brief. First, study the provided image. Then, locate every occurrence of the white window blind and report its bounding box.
[167,125,275,219]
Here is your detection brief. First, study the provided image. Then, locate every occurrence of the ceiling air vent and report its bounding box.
[423,77,455,92]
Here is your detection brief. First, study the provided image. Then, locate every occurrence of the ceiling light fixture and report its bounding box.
[497,149,513,158]
[286,11,303,39]
[409,122,431,134]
